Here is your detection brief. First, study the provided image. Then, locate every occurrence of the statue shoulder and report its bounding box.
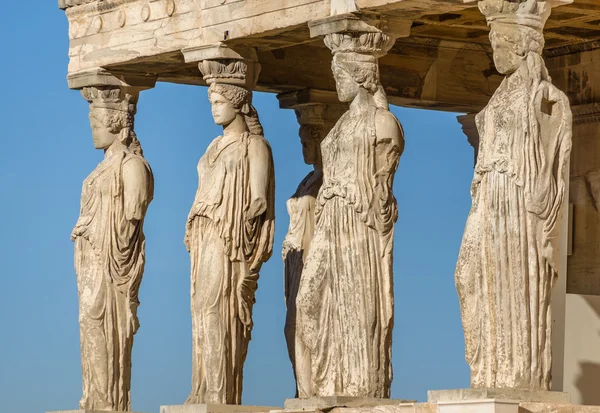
[248,134,273,156]
[374,108,404,152]
[248,133,270,146]
[123,154,151,176]
[534,80,573,123]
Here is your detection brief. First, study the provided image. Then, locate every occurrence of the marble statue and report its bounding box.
[283,104,344,396]
[185,79,275,405]
[72,86,154,411]
[295,31,404,398]
[455,0,573,390]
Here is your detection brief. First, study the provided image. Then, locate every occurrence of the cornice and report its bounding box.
[572,102,600,126]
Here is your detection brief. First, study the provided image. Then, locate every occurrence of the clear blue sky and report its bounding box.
[0,2,474,413]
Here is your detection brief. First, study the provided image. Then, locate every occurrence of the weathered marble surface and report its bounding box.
[428,389,569,404]
[72,86,154,411]
[285,397,416,411]
[48,411,149,413]
[185,57,275,405]
[455,0,572,390]
[520,403,600,413]
[295,25,404,397]
[161,404,277,413]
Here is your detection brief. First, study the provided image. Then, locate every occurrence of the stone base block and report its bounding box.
[437,400,520,413]
[428,389,570,404]
[328,402,437,413]
[48,411,149,413]
[160,404,279,413]
[520,403,600,413]
[284,397,416,411]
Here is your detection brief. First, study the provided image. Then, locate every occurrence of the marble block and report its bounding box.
[437,400,519,413]
[284,397,416,411]
[48,411,149,413]
[160,404,278,413]
[428,389,570,404]
[520,402,600,413]
[330,402,438,413]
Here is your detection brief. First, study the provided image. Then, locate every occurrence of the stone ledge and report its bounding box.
[330,402,437,413]
[428,389,570,404]
[284,397,416,411]
[47,410,150,413]
[160,404,279,413]
[520,403,600,413]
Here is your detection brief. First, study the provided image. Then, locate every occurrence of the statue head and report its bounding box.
[82,87,142,154]
[479,0,551,75]
[88,108,132,149]
[331,53,379,102]
[208,83,264,135]
[324,32,393,107]
[298,124,326,166]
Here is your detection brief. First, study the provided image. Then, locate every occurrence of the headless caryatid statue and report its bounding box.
[455,0,572,390]
[185,64,275,404]
[72,87,154,411]
[282,104,344,395]
[295,31,404,398]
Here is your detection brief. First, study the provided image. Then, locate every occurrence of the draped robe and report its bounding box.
[282,169,322,394]
[296,105,402,397]
[72,149,154,411]
[185,132,275,405]
[455,54,572,390]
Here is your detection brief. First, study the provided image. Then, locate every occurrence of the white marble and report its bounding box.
[295,27,404,397]
[185,57,275,405]
[455,0,573,390]
[72,86,154,411]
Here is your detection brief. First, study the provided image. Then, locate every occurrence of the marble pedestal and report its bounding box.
[428,389,570,404]
[436,400,520,413]
[160,404,278,413]
[284,397,416,411]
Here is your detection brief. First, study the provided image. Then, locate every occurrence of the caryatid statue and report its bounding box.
[184,57,275,405]
[281,102,345,395]
[72,86,154,411]
[295,30,405,397]
[455,0,572,390]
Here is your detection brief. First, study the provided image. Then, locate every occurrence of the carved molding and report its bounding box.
[571,102,600,126]
[61,0,140,12]
[67,68,157,91]
[191,43,261,89]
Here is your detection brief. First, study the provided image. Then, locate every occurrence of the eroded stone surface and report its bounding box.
[161,404,278,413]
[285,398,417,411]
[49,411,150,413]
[519,403,600,413]
[72,86,154,411]
[455,0,572,390]
[428,389,569,404]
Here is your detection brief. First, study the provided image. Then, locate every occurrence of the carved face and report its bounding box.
[89,109,117,150]
[489,29,526,75]
[333,65,360,102]
[299,125,323,165]
[210,92,238,126]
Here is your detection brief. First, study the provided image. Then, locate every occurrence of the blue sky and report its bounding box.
[0,2,474,412]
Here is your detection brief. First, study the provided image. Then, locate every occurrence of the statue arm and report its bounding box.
[247,138,271,220]
[123,157,153,222]
[534,83,572,270]
[374,109,403,183]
